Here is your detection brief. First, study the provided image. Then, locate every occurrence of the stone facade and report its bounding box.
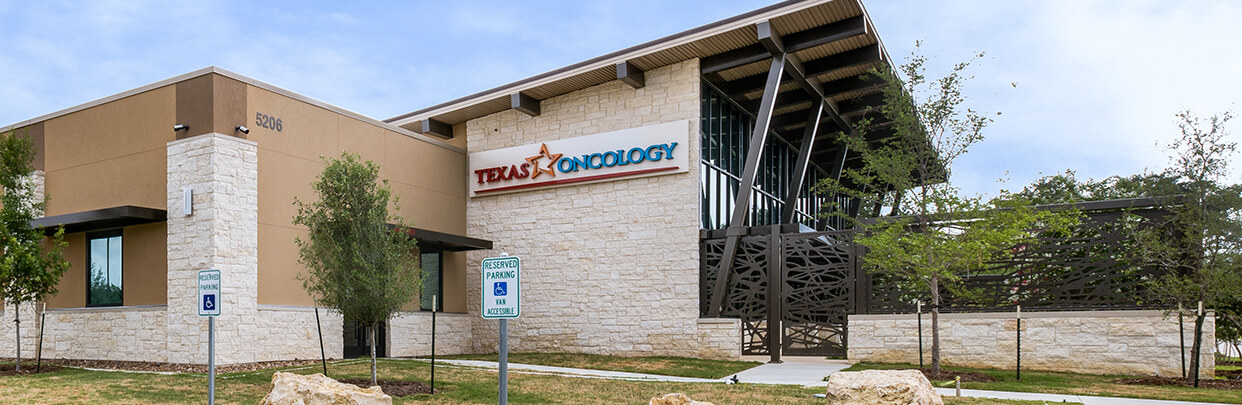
[39,306,168,362]
[849,310,1216,377]
[465,59,739,359]
[254,306,345,361]
[387,311,473,358]
[695,318,742,359]
[166,133,260,365]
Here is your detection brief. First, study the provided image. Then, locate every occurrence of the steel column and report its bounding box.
[767,224,783,363]
[779,99,824,224]
[706,53,787,317]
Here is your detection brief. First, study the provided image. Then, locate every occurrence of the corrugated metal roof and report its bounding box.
[386,0,893,131]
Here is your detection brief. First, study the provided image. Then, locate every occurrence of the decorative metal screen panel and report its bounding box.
[865,207,1171,313]
[701,235,772,354]
[701,230,855,356]
[781,231,855,357]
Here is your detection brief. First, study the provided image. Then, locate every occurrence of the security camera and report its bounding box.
[173,124,189,131]
[235,125,250,134]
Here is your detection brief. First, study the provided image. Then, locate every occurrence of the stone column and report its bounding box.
[166,133,259,365]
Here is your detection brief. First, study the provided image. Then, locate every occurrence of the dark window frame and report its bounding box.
[85,229,124,307]
[419,250,444,312]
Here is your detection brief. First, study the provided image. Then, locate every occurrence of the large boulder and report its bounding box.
[824,370,943,405]
[649,393,715,405]
[259,372,393,405]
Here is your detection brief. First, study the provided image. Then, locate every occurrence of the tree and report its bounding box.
[820,43,1078,374]
[1142,111,1242,386]
[0,130,69,372]
[1015,112,1242,384]
[293,152,421,386]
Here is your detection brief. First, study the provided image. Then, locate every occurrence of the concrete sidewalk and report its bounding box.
[935,388,1234,405]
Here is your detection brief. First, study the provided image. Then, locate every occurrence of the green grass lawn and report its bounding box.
[845,362,1242,404]
[0,360,1067,404]
[431,352,760,379]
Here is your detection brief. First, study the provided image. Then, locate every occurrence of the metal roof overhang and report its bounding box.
[31,205,167,235]
[387,0,930,186]
[399,226,493,252]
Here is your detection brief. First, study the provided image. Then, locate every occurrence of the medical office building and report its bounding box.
[1,0,1208,376]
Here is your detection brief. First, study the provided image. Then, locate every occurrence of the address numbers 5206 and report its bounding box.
[256,112,283,132]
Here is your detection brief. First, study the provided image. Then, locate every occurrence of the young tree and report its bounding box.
[820,43,1077,374]
[293,152,421,386]
[1141,111,1242,386]
[0,130,69,372]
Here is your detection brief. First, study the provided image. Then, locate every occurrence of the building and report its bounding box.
[0,0,1212,377]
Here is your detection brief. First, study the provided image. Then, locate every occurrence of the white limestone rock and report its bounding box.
[648,393,714,405]
[259,372,392,405]
[825,369,943,405]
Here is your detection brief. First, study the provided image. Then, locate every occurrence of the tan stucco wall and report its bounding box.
[247,85,469,307]
[42,85,175,216]
[123,222,168,305]
[44,233,85,309]
[37,84,177,309]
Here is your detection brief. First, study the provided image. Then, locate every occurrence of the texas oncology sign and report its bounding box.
[468,120,689,196]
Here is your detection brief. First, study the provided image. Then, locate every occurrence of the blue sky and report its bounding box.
[1,0,1239,196]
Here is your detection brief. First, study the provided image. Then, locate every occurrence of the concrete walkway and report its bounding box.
[733,355,850,387]
[407,357,1236,405]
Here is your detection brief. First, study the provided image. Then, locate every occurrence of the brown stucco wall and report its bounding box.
[123,222,167,305]
[42,85,175,216]
[247,85,469,308]
[43,233,85,309]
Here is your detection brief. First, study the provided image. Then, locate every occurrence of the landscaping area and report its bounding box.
[0,358,1060,404]
[846,362,1242,404]
[433,352,760,379]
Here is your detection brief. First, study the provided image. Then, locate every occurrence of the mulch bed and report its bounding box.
[917,369,999,383]
[338,378,434,397]
[1117,376,1242,390]
[0,365,63,376]
[0,357,328,373]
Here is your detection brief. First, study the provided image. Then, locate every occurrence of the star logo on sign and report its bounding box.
[525,143,562,179]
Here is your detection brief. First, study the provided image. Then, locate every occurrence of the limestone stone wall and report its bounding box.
[166,133,260,365]
[41,306,168,362]
[465,59,736,358]
[0,302,44,361]
[254,306,344,362]
[849,310,1216,377]
[387,311,473,358]
[695,318,742,360]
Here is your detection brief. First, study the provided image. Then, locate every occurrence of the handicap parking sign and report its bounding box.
[198,269,221,316]
[494,282,508,296]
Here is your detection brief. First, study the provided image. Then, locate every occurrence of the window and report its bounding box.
[87,231,123,306]
[419,251,442,311]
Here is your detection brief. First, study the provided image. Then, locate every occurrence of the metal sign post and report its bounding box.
[198,269,221,405]
[481,256,520,405]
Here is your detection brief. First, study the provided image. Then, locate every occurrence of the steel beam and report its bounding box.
[421,118,453,138]
[510,92,540,117]
[716,45,882,100]
[780,99,823,223]
[616,61,645,88]
[706,53,787,318]
[701,16,867,74]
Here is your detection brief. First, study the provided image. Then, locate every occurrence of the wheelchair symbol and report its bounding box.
[493,282,508,297]
[203,294,216,311]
